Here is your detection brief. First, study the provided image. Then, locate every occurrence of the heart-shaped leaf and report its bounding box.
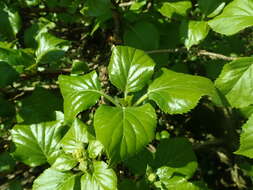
[148,68,221,114]
[81,161,117,190]
[59,71,101,122]
[109,46,155,95]
[215,57,253,108]
[208,0,253,35]
[11,120,66,167]
[94,104,156,161]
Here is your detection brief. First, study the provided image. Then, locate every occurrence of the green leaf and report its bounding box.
[239,105,253,118]
[35,33,69,64]
[23,0,41,7]
[87,0,112,17]
[59,71,101,122]
[81,161,117,190]
[119,178,150,190]
[52,153,78,172]
[33,168,78,190]
[0,96,15,117]
[108,46,155,94]
[157,1,192,18]
[7,180,23,190]
[0,152,15,172]
[124,148,153,175]
[156,175,209,190]
[11,120,66,167]
[61,119,92,154]
[71,60,89,74]
[215,57,253,108]
[130,1,147,12]
[0,61,19,88]
[0,45,35,73]
[153,138,197,178]
[94,104,156,162]
[123,22,160,50]
[148,68,221,114]
[180,20,209,49]
[208,0,253,35]
[88,140,104,159]
[198,0,225,17]
[18,87,63,124]
[235,114,253,158]
[0,4,21,40]
[24,18,55,48]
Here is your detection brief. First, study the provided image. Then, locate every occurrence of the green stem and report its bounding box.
[124,90,128,101]
[134,93,148,106]
[99,91,120,107]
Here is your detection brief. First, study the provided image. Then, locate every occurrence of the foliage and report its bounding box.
[1,0,253,189]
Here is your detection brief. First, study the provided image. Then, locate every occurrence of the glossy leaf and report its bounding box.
[108,46,155,94]
[81,161,117,190]
[61,119,92,154]
[123,22,160,50]
[24,18,55,48]
[0,3,21,40]
[180,20,209,49]
[11,120,66,167]
[35,33,69,63]
[33,168,78,190]
[208,0,253,35]
[148,68,221,114]
[215,57,253,108]
[88,140,104,159]
[94,104,156,161]
[52,153,78,171]
[235,114,253,158]
[153,138,197,178]
[158,1,192,18]
[0,45,35,73]
[59,71,101,122]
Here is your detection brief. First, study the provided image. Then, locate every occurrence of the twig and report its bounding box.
[193,139,224,151]
[146,48,181,54]
[20,68,71,80]
[198,50,238,61]
[119,1,135,7]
